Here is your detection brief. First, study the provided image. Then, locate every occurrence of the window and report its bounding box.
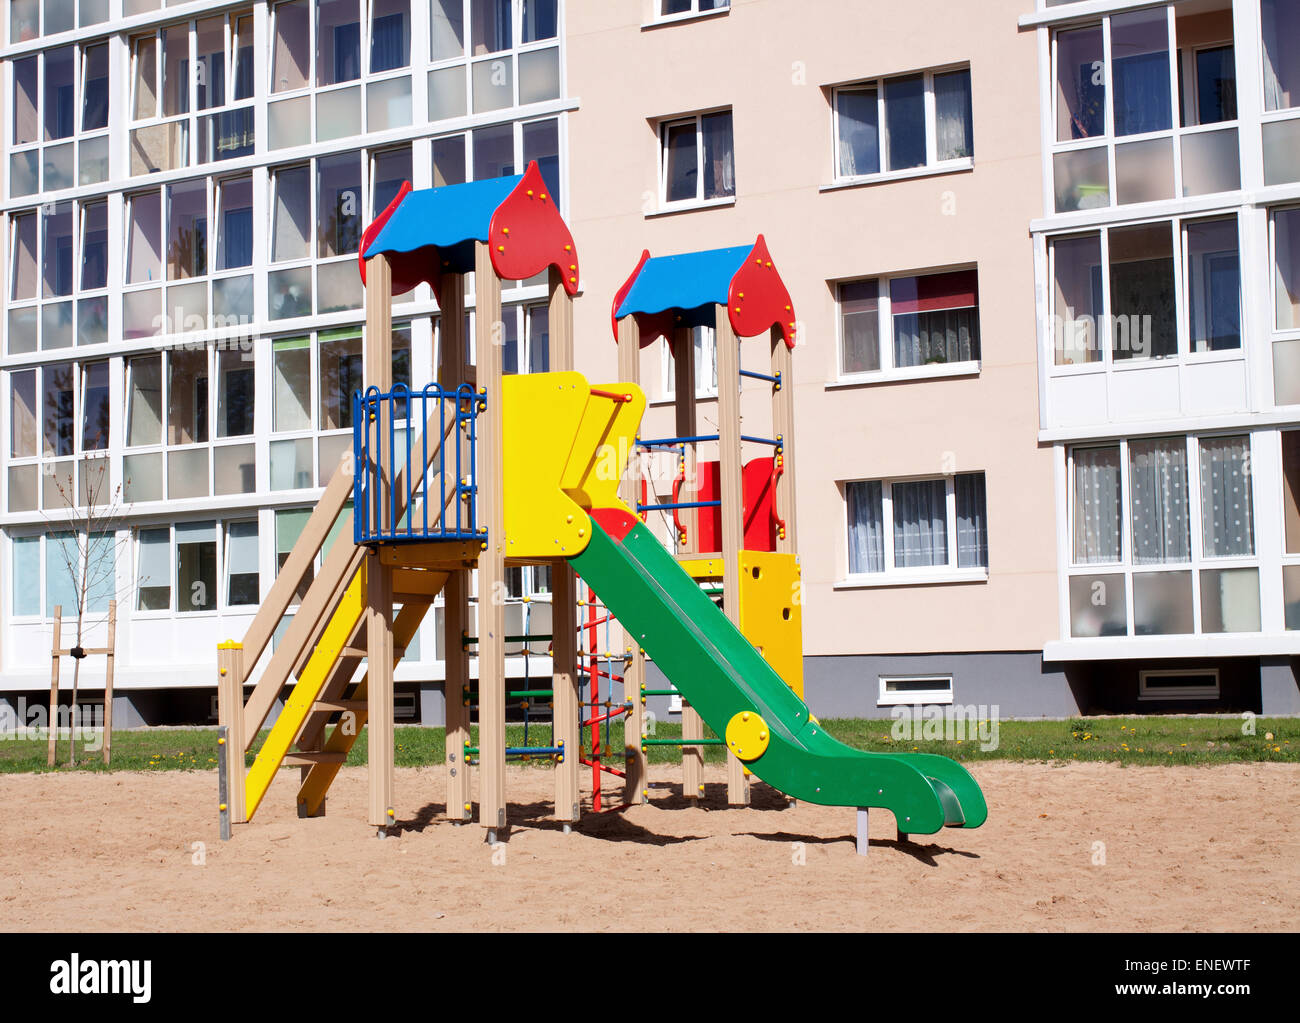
[426,0,559,122]
[1274,207,1300,405]
[225,521,259,605]
[129,12,255,174]
[661,326,718,399]
[878,675,953,707]
[1067,435,1259,637]
[268,0,413,148]
[9,41,108,198]
[657,0,728,19]
[269,152,365,319]
[1139,669,1219,700]
[276,508,314,602]
[136,527,171,610]
[1283,431,1300,629]
[659,110,734,207]
[43,530,113,617]
[10,0,105,41]
[1050,5,1240,211]
[836,269,980,378]
[845,473,988,580]
[1262,0,1300,112]
[6,199,108,352]
[176,521,217,613]
[833,67,972,182]
[429,116,562,206]
[269,322,413,489]
[1048,215,1240,369]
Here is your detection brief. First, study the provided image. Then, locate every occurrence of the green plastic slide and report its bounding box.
[569,512,987,835]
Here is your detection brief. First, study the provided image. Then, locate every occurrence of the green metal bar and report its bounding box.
[639,689,677,697]
[640,738,726,747]
[508,689,554,698]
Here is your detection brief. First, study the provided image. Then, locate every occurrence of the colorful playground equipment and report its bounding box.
[214,161,987,853]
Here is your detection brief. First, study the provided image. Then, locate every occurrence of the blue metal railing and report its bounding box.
[353,383,482,544]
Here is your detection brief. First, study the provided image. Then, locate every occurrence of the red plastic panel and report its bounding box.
[728,235,797,349]
[488,162,580,294]
[692,457,776,554]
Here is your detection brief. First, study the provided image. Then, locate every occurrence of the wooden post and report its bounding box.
[474,240,507,837]
[770,327,798,555]
[216,641,246,824]
[549,267,580,825]
[673,327,705,803]
[616,316,647,805]
[365,253,396,832]
[102,600,115,766]
[439,272,473,823]
[716,307,749,806]
[48,606,61,767]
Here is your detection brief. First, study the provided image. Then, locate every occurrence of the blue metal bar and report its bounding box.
[637,501,721,512]
[739,368,780,384]
[637,434,720,448]
[741,435,783,447]
[505,746,563,756]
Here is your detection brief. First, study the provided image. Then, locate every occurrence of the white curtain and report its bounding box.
[892,479,948,567]
[1073,446,1121,563]
[1129,439,1190,564]
[847,481,883,573]
[893,308,979,367]
[836,88,879,177]
[934,69,973,161]
[1199,435,1254,557]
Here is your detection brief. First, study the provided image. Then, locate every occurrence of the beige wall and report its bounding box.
[564,0,1059,655]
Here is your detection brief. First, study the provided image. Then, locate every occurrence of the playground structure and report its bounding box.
[214,161,988,853]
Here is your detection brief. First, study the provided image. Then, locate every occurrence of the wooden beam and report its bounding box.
[365,254,396,832]
[616,315,647,804]
[439,271,474,823]
[673,326,705,803]
[102,601,115,766]
[379,541,480,568]
[549,266,580,824]
[716,307,750,807]
[47,606,61,767]
[284,751,347,766]
[475,239,507,835]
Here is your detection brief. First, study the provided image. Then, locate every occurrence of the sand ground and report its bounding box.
[1,761,1296,932]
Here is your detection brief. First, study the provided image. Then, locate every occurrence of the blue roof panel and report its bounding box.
[615,246,752,320]
[363,174,523,259]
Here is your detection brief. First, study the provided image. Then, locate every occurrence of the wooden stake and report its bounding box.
[48,606,61,768]
[439,271,472,822]
[216,641,246,823]
[716,307,749,806]
[549,267,581,824]
[673,327,705,803]
[616,316,647,805]
[474,240,507,833]
[102,600,115,766]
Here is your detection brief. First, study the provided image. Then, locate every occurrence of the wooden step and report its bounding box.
[284,751,347,766]
[310,699,367,714]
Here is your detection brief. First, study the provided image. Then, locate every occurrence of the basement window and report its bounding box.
[1138,668,1220,700]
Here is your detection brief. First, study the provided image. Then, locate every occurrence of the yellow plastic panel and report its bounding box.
[244,563,366,820]
[738,552,803,699]
[559,380,645,516]
[502,371,593,557]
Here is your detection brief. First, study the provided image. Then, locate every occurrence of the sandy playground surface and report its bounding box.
[0,761,1296,932]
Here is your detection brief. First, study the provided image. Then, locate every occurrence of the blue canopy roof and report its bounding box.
[362,174,523,271]
[614,246,752,325]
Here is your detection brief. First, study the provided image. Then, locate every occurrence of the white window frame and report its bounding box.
[1045,213,1245,379]
[1138,667,1220,700]
[660,325,719,400]
[1064,432,1261,638]
[648,1,730,28]
[656,109,735,213]
[838,473,989,588]
[877,674,954,706]
[833,268,982,384]
[829,65,974,187]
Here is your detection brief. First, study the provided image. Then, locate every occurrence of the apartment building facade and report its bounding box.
[2,0,1293,727]
[0,0,572,724]
[1026,0,1300,714]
